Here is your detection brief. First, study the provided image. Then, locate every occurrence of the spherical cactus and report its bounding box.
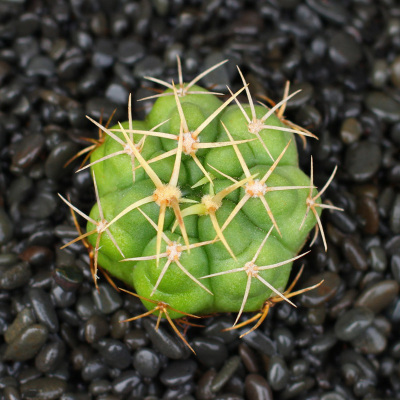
[59,60,341,351]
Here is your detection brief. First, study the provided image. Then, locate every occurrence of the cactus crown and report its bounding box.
[60,58,342,352]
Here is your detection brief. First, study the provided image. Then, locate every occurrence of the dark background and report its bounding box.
[0,0,400,399]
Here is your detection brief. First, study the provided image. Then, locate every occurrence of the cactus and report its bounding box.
[60,59,341,351]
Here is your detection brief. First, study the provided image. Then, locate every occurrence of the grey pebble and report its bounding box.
[352,325,387,355]
[45,141,80,180]
[53,265,83,292]
[160,359,197,386]
[268,355,289,391]
[133,55,163,79]
[0,208,13,245]
[305,0,349,24]
[4,324,48,361]
[24,190,58,219]
[345,141,381,182]
[105,83,129,105]
[329,32,362,68]
[241,329,276,356]
[92,284,122,314]
[94,338,131,369]
[0,262,32,290]
[4,308,36,344]
[58,56,86,80]
[273,327,295,357]
[355,280,399,313]
[20,377,67,400]
[11,133,44,169]
[85,314,109,343]
[286,82,314,109]
[334,307,374,341]
[196,369,216,400]
[202,316,238,343]
[117,40,144,65]
[124,328,148,350]
[245,374,273,400]
[76,294,98,320]
[211,355,241,393]
[133,348,161,379]
[370,59,389,88]
[340,350,377,383]
[309,332,337,354]
[281,376,314,399]
[29,288,59,332]
[92,39,115,69]
[391,253,400,283]
[390,194,400,234]
[110,309,130,339]
[89,379,111,396]
[340,117,361,145]
[143,318,185,359]
[300,271,341,307]
[369,246,387,272]
[35,340,66,373]
[192,336,228,368]
[26,55,55,77]
[4,386,21,400]
[112,371,141,396]
[365,91,400,123]
[238,343,259,373]
[81,356,109,381]
[390,55,400,88]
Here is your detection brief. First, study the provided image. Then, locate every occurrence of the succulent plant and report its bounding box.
[60,59,341,351]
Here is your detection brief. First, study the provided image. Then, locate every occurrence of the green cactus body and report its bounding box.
[83,81,321,321]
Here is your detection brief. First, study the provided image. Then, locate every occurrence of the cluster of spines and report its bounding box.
[59,58,341,350]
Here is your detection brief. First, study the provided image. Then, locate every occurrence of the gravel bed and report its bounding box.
[1,1,400,399]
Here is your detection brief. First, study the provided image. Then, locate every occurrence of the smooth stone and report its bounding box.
[390,194,400,234]
[92,284,122,314]
[112,371,141,395]
[29,288,59,332]
[342,238,368,271]
[369,246,387,273]
[23,190,58,219]
[273,327,295,357]
[300,272,341,307]
[4,324,48,361]
[390,55,400,88]
[4,308,36,344]
[305,0,349,24]
[0,262,32,290]
[133,55,163,79]
[202,316,238,343]
[105,83,129,105]
[267,355,289,391]
[117,40,144,65]
[53,265,83,292]
[245,374,273,400]
[11,133,44,169]
[286,82,314,109]
[81,356,109,381]
[160,359,197,386]
[143,318,184,360]
[89,379,112,396]
[92,39,115,68]
[334,307,374,341]
[58,56,86,80]
[352,325,387,355]
[329,32,362,68]
[241,330,276,356]
[192,337,228,368]
[45,141,80,180]
[340,117,361,145]
[391,253,400,283]
[133,348,161,379]
[345,141,381,182]
[85,315,109,344]
[357,195,379,234]
[95,338,131,369]
[371,59,389,88]
[281,377,314,399]
[26,55,55,77]
[110,309,130,339]
[196,369,217,400]
[211,355,241,393]
[365,91,400,123]
[239,343,259,373]
[35,341,66,373]
[355,280,399,313]
[0,208,13,245]
[124,328,149,350]
[20,378,67,400]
